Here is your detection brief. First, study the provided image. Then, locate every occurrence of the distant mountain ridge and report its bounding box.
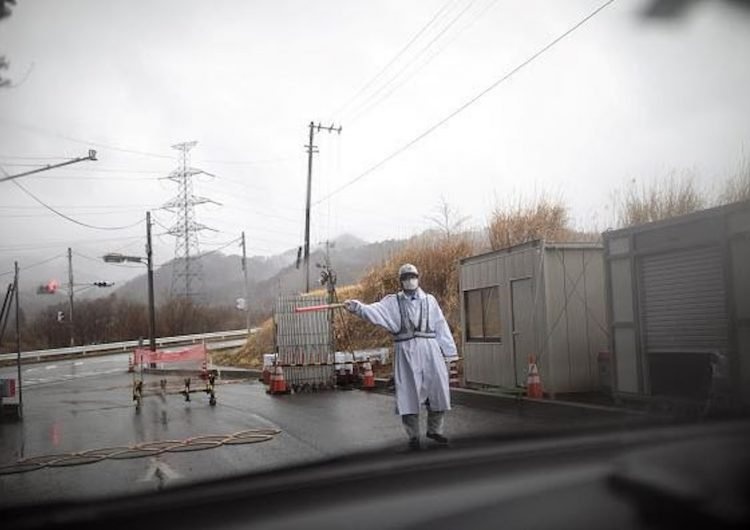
[110,233,402,318]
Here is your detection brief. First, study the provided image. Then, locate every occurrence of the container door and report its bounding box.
[639,245,729,398]
[511,278,534,387]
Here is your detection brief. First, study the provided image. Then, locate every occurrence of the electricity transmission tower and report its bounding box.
[163,141,218,302]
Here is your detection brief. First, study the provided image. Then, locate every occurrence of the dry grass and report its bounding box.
[615,172,706,227]
[331,232,475,351]
[212,317,274,369]
[718,156,750,205]
[487,195,572,250]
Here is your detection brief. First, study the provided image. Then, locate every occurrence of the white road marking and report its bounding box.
[45,365,57,370]
[139,458,182,486]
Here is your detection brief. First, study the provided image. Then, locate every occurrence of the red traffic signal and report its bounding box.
[37,279,59,294]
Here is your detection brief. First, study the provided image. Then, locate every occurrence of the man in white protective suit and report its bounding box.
[344,263,459,450]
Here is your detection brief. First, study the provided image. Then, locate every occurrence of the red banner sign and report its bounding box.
[134,344,207,365]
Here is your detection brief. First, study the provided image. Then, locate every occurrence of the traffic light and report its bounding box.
[37,279,59,294]
[56,311,65,323]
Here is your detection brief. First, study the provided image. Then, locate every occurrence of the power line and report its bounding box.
[0,165,167,174]
[149,214,173,233]
[0,119,174,160]
[198,236,243,248]
[198,157,297,166]
[200,192,304,224]
[196,237,242,260]
[20,174,159,182]
[0,155,70,161]
[110,239,148,254]
[315,0,616,205]
[0,208,150,219]
[0,238,141,253]
[0,234,147,252]
[345,0,478,123]
[1,162,65,167]
[196,223,301,247]
[349,0,499,125]
[11,180,146,231]
[0,253,65,278]
[73,251,107,264]
[0,203,162,210]
[330,0,456,120]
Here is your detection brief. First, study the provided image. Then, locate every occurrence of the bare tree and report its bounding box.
[718,155,750,205]
[0,0,15,88]
[426,196,470,238]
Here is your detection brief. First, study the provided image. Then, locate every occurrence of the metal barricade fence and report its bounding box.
[274,294,335,391]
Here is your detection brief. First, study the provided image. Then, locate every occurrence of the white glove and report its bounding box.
[344,300,359,313]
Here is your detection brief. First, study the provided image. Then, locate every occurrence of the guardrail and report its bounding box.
[0,328,256,363]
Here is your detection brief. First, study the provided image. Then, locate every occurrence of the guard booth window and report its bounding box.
[465,286,501,342]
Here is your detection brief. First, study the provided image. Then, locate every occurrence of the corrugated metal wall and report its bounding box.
[729,211,750,405]
[460,243,546,389]
[461,242,606,393]
[728,208,750,406]
[541,246,607,393]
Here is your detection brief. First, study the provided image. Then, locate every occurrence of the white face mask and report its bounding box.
[401,278,419,291]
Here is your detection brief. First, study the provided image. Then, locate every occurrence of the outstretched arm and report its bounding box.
[345,295,401,334]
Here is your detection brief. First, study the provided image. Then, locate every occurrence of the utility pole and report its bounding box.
[102,213,156,352]
[14,261,22,418]
[304,121,341,293]
[241,231,250,334]
[146,211,156,352]
[67,247,75,346]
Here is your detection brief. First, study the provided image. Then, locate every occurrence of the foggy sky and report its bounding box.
[1,0,749,287]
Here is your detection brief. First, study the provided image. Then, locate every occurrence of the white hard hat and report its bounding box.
[398,263,419,279]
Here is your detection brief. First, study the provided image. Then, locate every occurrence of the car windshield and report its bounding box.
[1,0,749,511]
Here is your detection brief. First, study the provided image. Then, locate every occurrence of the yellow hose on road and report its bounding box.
[0,428,281,475]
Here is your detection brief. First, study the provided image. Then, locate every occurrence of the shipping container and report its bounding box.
[459,240,607,395]
[602,200,750,408]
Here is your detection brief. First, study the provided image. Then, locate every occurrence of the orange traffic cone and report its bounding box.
[526,355,543,399]
[361,361,375,390]
[268,365,288,395]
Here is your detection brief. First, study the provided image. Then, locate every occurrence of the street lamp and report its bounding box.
[102,211,156,352]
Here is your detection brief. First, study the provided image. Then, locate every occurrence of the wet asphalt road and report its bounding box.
[0,355,636,508]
